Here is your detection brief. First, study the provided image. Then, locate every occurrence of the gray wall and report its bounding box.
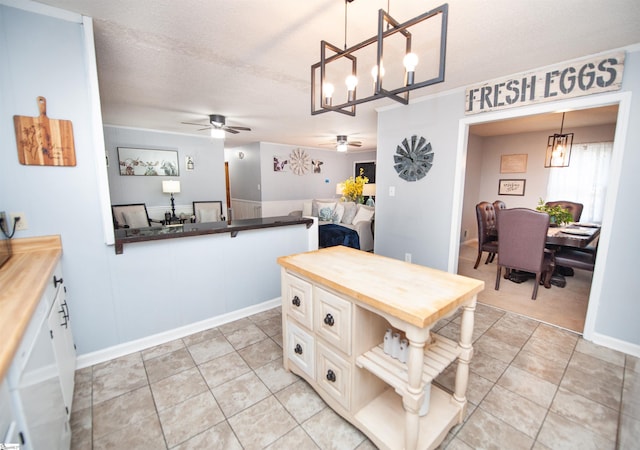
[0,4,312,358]
[105,126,226,214]
[227,142,262,202]
[375,51,640,350]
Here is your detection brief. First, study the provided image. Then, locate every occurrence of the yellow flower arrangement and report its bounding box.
[340,168,369,203]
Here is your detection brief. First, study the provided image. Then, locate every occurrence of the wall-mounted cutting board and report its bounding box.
[13,96,76,166]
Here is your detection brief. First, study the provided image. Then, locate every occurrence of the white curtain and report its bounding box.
[546,141,613,223]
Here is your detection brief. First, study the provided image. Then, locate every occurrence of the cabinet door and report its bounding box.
[48,285,76,418]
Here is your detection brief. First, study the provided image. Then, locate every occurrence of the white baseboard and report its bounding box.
[76,298,281,369]
[588,331,640,358]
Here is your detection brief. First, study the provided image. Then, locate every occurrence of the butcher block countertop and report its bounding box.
[277,246,484,329]
[0,235,62,380]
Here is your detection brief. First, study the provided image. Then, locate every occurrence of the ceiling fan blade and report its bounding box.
[181,121,209,127]
[196,127,211,132]
[226,126,251,131]
[223,127,240,134]
[348,141,362,147]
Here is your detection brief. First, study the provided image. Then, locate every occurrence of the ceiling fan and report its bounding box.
[181,114,251,138]
[320,135,363,152]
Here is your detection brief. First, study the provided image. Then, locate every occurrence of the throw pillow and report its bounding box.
[199,208,220,222]
[316,201,336,220]
[333,203,345,223]
[341,201,358,224]
[123,210,149,228]
[352,204,375,225]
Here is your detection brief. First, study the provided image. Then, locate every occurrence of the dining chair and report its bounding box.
[111,203,161,229]
[495,208,555,300]
[545,201,583,222]
[192,201,224,223]
[493,200,507,211]
[474,201,499,269]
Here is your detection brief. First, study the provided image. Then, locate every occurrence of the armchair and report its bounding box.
[193,201,224,223]
[111,203,161,229]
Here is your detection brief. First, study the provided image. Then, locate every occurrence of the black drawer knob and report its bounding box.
[326,369,336,382]
[324,313,334,326]
[294,344,303,355]
[292,296,301,307]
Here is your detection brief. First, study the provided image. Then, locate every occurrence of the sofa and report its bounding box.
[290,199,375,251]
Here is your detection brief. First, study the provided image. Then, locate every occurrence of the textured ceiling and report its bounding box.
[33,0,640,150]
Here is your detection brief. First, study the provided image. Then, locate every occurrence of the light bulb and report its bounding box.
[210,128,225,139]
[337,143,348,152]
[371,64,385,80]
[345,75,358,91]
[403,52,419,71]
[323,82,334,106]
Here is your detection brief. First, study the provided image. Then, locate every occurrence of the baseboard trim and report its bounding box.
[76,298,281,369]
[589,331,640,358]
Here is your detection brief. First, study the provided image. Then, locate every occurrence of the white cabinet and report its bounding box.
[279,247,483,450]
[7,261,75,450]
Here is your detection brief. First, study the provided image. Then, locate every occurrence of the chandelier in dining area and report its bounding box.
[311,1,448,116]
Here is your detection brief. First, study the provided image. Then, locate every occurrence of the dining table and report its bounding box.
[546,222,601,249]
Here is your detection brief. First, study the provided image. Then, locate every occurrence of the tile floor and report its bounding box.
[70,304,640,449]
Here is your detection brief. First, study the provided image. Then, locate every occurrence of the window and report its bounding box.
[546,141,613,223]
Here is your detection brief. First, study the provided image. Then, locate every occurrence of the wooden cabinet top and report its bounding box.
[0,235,62,380]
[278,246,484,329]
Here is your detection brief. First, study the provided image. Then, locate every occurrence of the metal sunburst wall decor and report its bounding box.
[393,135,434,181]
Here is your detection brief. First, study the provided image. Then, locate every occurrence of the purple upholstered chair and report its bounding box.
[495,208,555,300]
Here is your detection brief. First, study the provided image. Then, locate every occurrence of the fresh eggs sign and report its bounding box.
[465,52,625,114]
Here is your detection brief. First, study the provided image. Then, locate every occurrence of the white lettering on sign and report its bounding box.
[465,52,625,115]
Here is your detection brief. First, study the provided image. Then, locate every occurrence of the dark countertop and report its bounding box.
[114,215,314,254]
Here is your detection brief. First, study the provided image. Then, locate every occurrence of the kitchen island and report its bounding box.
[278,246,484,450]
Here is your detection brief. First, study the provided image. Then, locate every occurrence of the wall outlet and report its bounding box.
[405,253,412,263]
[10,212,28,231]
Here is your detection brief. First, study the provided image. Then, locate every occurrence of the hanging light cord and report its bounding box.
[559,112,566,134]
[344,0,349,50]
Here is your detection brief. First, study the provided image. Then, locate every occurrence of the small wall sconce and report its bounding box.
[238,151,245,159]
[186,156,194,171]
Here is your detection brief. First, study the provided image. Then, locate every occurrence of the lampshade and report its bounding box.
[162,180,181,194]
[336,182,345,195]
[363,183,376,196]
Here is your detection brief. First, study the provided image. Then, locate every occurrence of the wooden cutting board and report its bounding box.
[13,96,76,166]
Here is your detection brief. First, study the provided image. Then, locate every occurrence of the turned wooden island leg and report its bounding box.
[403,337,427,450]
[453,297,476,417]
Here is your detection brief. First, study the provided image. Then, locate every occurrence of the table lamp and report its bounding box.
[162,180,181,220]
[363,183,376,206]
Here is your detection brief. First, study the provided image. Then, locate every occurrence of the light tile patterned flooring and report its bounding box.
[70,305,640,449]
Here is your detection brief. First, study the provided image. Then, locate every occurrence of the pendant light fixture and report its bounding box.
[311,1,448,116]
[544,112,573,168]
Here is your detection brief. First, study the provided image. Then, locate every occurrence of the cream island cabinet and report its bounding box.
[278,246,484,450]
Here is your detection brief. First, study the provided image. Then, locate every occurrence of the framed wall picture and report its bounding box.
[117,147,179,176]
[498,179,526,196]
[500,153,528,173]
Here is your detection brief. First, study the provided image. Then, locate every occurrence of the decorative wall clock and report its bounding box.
[289,148,310,175]
[393,135,434,181]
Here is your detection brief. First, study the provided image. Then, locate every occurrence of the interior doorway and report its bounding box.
[448,92,632,340]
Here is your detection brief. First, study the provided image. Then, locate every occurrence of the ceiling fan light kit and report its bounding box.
[182,114,251,138]
[311,1,448,116]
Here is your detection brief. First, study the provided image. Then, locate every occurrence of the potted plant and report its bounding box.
[339,168,369,204]
[536,198,574,225]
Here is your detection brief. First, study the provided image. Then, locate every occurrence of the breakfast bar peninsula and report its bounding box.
[278,246,484,450]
